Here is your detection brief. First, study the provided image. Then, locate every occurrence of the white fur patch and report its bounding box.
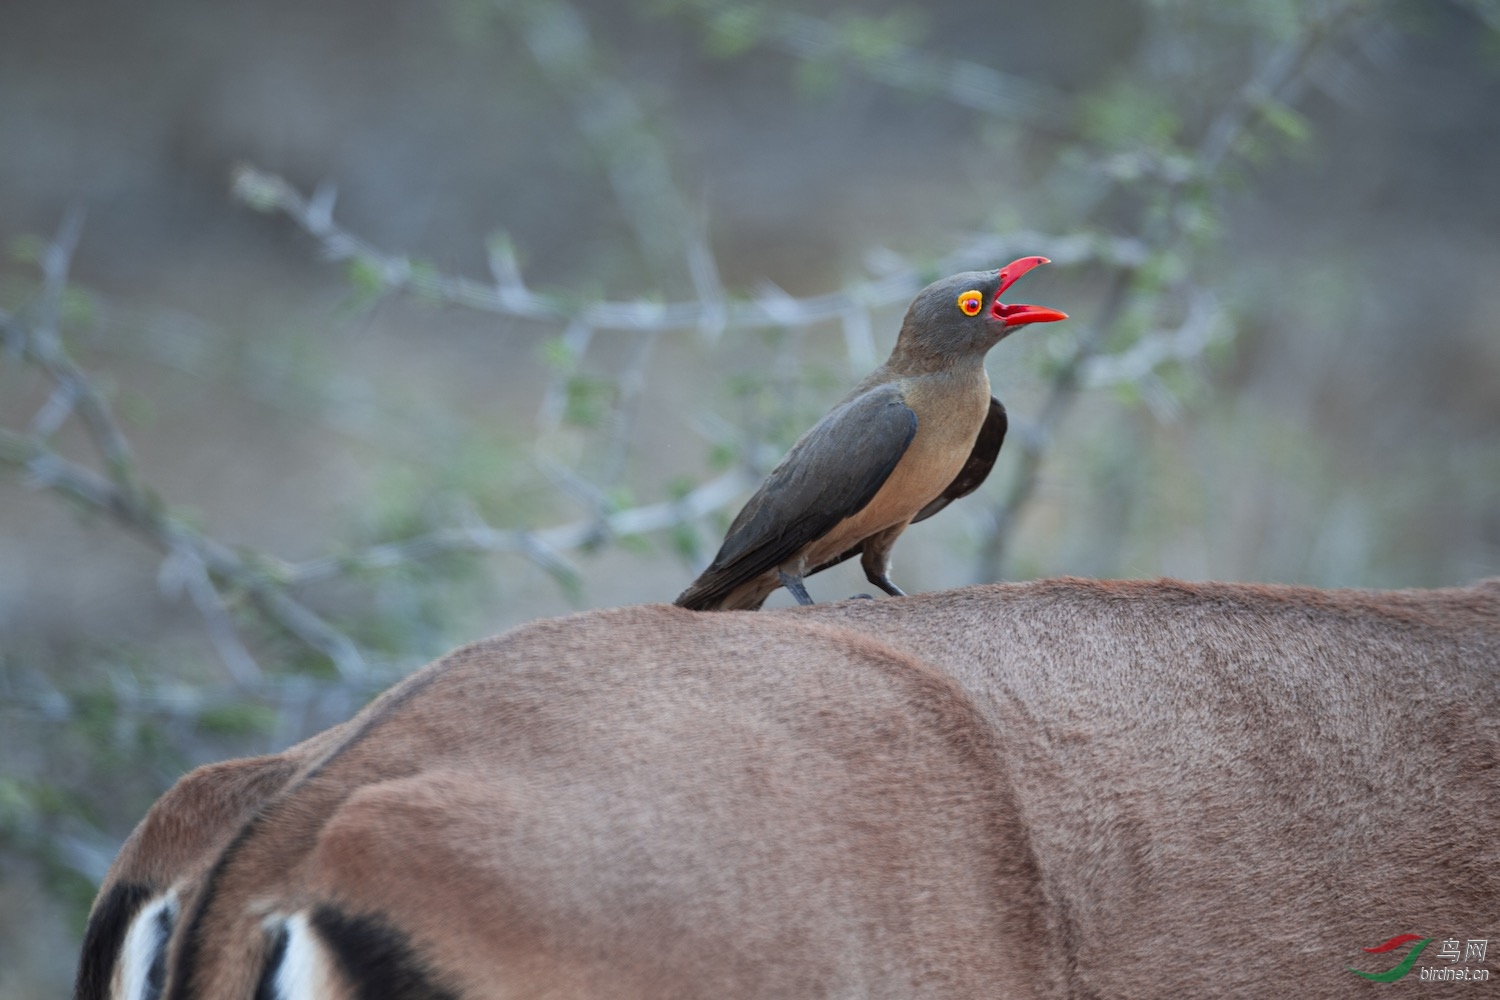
[262,912,335,1000]
[114,890,177,1000]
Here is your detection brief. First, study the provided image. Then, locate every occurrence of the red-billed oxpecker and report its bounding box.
[676,257,1067,610]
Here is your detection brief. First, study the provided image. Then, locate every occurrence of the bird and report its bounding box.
[675,256,1067,611]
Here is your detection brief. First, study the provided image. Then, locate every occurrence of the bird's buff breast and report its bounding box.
[800,377,989,569]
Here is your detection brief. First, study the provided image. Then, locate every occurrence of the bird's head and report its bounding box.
[894,257,1067,364]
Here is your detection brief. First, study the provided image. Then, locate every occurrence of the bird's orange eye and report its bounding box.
[957,290,984,316]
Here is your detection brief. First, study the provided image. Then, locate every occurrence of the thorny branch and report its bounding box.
[660,0,1071,125]
[232,164,1147,335]
[0,1,1442,925]
[509,0,701,291]
[2,1,1369,693]
[235,161,1237,586]
[0,277,364,685]
[973,0,1371,581]
[229,139,1150,573]
[507,0,698,501]
[0,215,758,684]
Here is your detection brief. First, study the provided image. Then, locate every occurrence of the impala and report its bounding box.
[76,578,1500,999]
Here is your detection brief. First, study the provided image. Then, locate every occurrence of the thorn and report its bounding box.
[307,181,339,233]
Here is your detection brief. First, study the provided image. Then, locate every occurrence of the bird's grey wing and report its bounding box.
[804,396,1007,577]
[674,385,917,609]
[911,395,1006,523]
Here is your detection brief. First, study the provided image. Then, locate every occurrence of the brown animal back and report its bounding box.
[163,607,1056,998]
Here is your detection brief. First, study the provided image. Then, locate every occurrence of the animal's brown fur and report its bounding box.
[80,578,1500,998]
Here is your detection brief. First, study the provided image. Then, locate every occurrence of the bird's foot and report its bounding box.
[848,593,875,600]
[779,571,817,606]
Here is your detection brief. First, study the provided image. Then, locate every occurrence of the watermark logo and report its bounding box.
[1349,934,1490,983]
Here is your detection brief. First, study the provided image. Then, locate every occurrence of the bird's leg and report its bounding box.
[778,570,817,606]
[860,531,908,598]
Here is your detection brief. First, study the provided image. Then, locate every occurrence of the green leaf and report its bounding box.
[71,689,120,746]
[706,6,765,57]
[231,168,284,212]
[605,485,634,512]
[0,776,37,835]
[1259,98,1310,144]
[1112,381,1143,407]
[537,336,577,371]
[195,703,277,738]
[408,259,445,302]
[795,59,842,98]
[448,0,499,42]
[839,14,904,62]
[346,256,387,296]
[726,373,765,398]
[563,375,616,428]
[671,522,701,563]
[1079,80,1180,150]
[616,532,652,554]
[117,389,157,430]
[8,233,44,265]
[708,441,738,471]
[61,287,98,328]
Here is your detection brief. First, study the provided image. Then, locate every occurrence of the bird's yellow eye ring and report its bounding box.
[957,290,984,316]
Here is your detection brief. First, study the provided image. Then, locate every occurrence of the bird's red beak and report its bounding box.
[992,256,1068,327]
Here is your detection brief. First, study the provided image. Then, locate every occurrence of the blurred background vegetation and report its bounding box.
[2,0,1499,991]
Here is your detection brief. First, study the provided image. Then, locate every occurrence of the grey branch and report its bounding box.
[1,214,766,681]
[973,1,1372,583]
[232,164,1145,336]
[664,0,1070,124]
[1,214,364,683]
[2,285,759,676]
[0,423,362,682]
[511,0,699,290]
[279,467,756,587]
[1079,291,1225,392]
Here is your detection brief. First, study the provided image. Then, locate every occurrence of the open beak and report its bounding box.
[992,256,1068,327]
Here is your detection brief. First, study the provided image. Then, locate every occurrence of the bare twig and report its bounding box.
[1195,4,1361,175]
[2,285,764,678]
[0,215,367,682]
[973,0,1369,582]
[22,210,145,503]
[505,6,694,501]
[231,163,1173,592]
[158,544,263,688]
[1079,291,1225,391]
[509,0,697,290]
[976,267,1136,580]
[662,0,1070,124]
[280,466,756,587]
[233,165,1145,335]
[1,207,772,683]
[2,2,1369,698]
[597,326,662,489]
[0,423,360,681]
[232,162,1152,583]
